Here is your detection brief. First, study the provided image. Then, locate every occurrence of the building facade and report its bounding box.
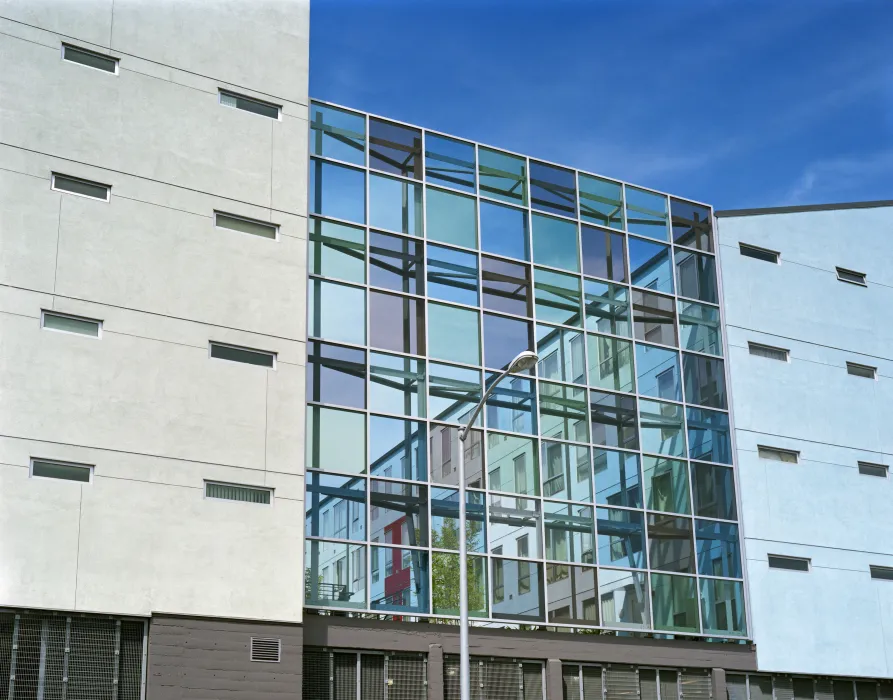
[716,203,893,691]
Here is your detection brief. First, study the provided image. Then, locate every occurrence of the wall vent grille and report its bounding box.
[250,637,281,663]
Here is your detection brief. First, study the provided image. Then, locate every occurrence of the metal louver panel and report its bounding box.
[386,654,427,700]
[523,662,544,700]
[563,665,580,700]
[250,637,281,663]
[640,670,658,700]
[582,667,603,700]
[793,679,815,700]
[726,675,747,700]
[856,682,878,700]
[302,647,331,700]
[484,658,521,700]
[333,652,357,700]
[750,677,774,700]
[834,682,856,700]
[661,670,680,700]
[360,654,384,700]
[606,667,637,700]
[878,683,893,700]
[681,670,711,700]
[816,680,834,700]
[774,677,795,700]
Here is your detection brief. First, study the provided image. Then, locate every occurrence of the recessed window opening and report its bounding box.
[51,173,110,201]
[758,446,799,464]
[846,361,876,379]
[748,342,789,362]
[739,243,779,264]
[41,310,102,337]
[30,458,93,483]
[215,211,278,239]
[858,462,889,478]
[209,342,276,368]
[767,554,810,572]
[836,267,866,286]
[219,90,281,119]
[870,565,893,581]
[62,43,118,73]
[205,481,272,504]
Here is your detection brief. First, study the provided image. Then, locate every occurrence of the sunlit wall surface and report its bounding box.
[303,100,747,639]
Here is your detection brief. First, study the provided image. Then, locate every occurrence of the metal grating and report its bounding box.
[581,666,603,700]
[878,683,893,700]
[484,658,522,700]
[774,677,794,700]
[386,653,427,700]
[117,622,143,700]
[333,652,357,700]
[0,614,13,700]
[302,648,331,700]
[816,680,834,700]
[360,654,384,700]
[661,670,680,700]
[522,662,544,700]
[793,678,815,700]
[726,675,747,700]
[444,656,483,700]
[640,670,659,700]
[681,670,712,700]
[68,617,116,700]
[563,665,580,700]
[856,683,878,700]
[606,666,638,700]
[834,682,856,700]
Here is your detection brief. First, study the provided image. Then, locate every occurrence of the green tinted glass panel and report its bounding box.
[432,553,488,616]
[539,381,589,443]
[304,540,366,609]
[431,488,486,552]
[587,334,633,393]
[626,187,669,241]
[479,147,527,205]
[428,363,482,425]
[370,173,422,235]
[585,280,630,337]
[369,352,425,417]
[309,159,365,223]
[536,324,586,385]
[535,268,582,326]
[308,279,366,345]
[596,507,645,568]
[544,501,594,563]
[699,579,746,636]
[579,173,623,229]
[426,187,477,248]
[531,214,579,272]
[306,405,366,474]
[598,568,650,628]
[635,344,681,401]
[428,302,480,366]
[486,432,539,496]
[541,440,592,502]
[425,133,476,192]
[309,102,366,165]
[650,573,699,633]
[639,399,685,457]
[593,448,641,508]
[642,456,690,514]
[678,301,721,356]
[309,218,365,283]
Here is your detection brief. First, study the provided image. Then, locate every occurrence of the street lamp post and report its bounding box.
[456,350,539,700]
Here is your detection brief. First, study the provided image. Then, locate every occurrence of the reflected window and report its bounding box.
[305,472,366,540]
[369,352,425,417]
[534,268,583,326]
[369,290,424,355]
[639,399,685,458]
[532,214,580,272]
[428,364,482,425]
[431,488,486,552]
[651,573,699,633]
[479,147,527,205]
[427,244,479,306]
[699,578,746,636]
[587,333,634,393]
[369,118,422,178]
[487,433,539,496]
[530,160,577,218]
[369,231,424,294]
[429,423,484,487]
[632,290,677,346]
[541,440,592,502]
[582,225,627,282]
[635,344,681,401]
[593,448,641,508]
[547,565,598,625]
[306,405,366,474]
[544,502,595,564]
[675,249,718,304]
[687,407,732,465]
[590,391,638,450]
[488,495,542,556]
[490,558,544,621]
[642,456,690,515]
[538,325,587,385]
[370,546,429,613]
[309,218,365,284]
[427,187,477,248]
[369,416,426,481]
[428,302,480,366]
[308,279,366,345]
[309,159,365,223]
[678,300,721,356]
[432,553,488,617]
[482,256,531,316]
[647,513,694,573]
[585,280,630,337]
[691,462,737,520]
[480,201,529,261]
[310,102,365,165]
[696,520,742,578]
[596,507,644,568]
[369,480,428,545]
[485,314,533,372]
[671,198,713,252]
[626,187,669,241]
[598,568,649,629]
[425,133,475,192]
[539,381,589,443]
[304,540,366,609]
[629,237,674,294]
[370,173,422,236]
[306,341,366,408]
[486,374,536,435]
[682,354,727,409]
[579,173,623,230]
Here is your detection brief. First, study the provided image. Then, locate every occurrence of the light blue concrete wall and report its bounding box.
[717,205,893,678]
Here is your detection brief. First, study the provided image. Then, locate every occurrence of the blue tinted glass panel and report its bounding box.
[531,214,579,272]
[530,160,577,218]
[309,102,365,165]
[642,456,690,514]
[691,462,737,520]
[651,573,698,633]
[491,558,544,621]
[647,513,694,573]
[309,218,365,284]
[539,381,589,443]
[484,313,533,372]
[593,448,641,508]
[370,173,422,236]
[696,520,742,578]
[486,435,539,497]
[369,231,424,294]
[534,268,582,327]
[590,391,638,450]
[536,324,587,385]
[370,546,429,613]
[598,568,650,628]
[544,501,594,563]
[369,415,426,481]
[308,279,366,345]
[587,333,634,393]
[584,280,630,337]
[626,187,669,241]
[306,341,366,408]
[541,440,592,502]
[479,147,527,205]
[699,579,746,636]
[579,173,623,229]
[639,399,685,458]
[428,303,480,366]
[309,159,365,223]
[304,540,366,609]
[682,353,727,409]
[635,344,681,401]
[482,256,531,316]
[369,118,422,179]
[369,352,425,417]
[582,225,627,282]
[676,249,718,304]
[480,201,529,260]
[305,471,366,540]
[596,507,645,568]
[687,407,732,464]
[427,244,479,305]
[671,198,713,252]
[485,373,536,435]
[426,187,477,248]
[425,133,475,192]
[678,300,722,356]
[629,238,674,294]
[428,362,482,425]
[369,291,424,355]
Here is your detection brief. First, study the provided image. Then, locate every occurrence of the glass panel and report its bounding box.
[489,495,541,555]
[482,256,531,316]
[532,214,580,272]
[678,301,722,356]
[587,333,634,393]
[585,280,630,337]
[370,546,429,613]
[486,433,538,496]
[671,198,713,252]
[699,578,746,635]
[309,218,365,283]
[547,564,598,624]
[647,513,694,573]
[425,133,475,192]
[530,160,576,218]
[479,147,527,205]
[431,488,486,552]
[309,159,365,223]
[369,480,428,545]
[541,440,592,502]
[42,313,99,336]
[682,354,727,409]
[369,291,424,355]
[370,173,422,236]
[629,237,674,294]
[691,462,737,520]
[304,540,366,609]
[480,201,529,261]
[309,102,365,165]
[598,568,649,629]
[687,407,732,465]
[369,415,426,481]
[675,250,718,304]
[696,519,742,577]
[308,279,366,345]
[590,391,638,450]
[428,302,480,366]
[537,325,587,385]
[491,558,545,621]
[427,244,479,305]
[579,173,623,229]
[305,472,366,539]
[369,352,425,417]
[632,290,677,347]
[593,448,641,508]
[427,187,477,248]
[539,381,589,443]
[639,399,686,458]
[596,507,645,568]
[635,344,681,401]
[306,405,366,474]
[544,501,595,563]
[369,231,424,294]
[432,553,488,616]
[306,341,366,408]
[369,117,422,178]
[582,225,627,282]
[486,373,536,434]
[429,423,484,488]
[625,187,669,241]
[650,572,699,633]
[642,456,690,514]
[428,363,482,425]
[534,267,582,326]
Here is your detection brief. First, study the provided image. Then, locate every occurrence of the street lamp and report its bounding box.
[456,350,539,700]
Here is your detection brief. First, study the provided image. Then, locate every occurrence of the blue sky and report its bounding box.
[309,0,893,210]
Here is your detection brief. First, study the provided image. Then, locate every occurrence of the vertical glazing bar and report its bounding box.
[458,428,470,700]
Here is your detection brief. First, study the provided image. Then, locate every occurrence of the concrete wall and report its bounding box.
[716,205,893,678]
[0,1,309,622]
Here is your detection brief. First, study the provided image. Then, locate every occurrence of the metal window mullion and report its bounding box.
[62,617,72,700]
[113,619,122,697]
[139,620,148,700]
[37,619,49,700]
[8,614,19,700]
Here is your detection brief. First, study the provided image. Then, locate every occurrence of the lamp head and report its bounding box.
[507,350,539,374]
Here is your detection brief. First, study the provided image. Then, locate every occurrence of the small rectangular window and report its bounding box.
[219,90,280,119]
[858,462,889,478]
[836,267,867,286]
[846,361,876,379]
[768,554,810,572]
[739,243,779,264]
[209,342,276,368]
[52,173,110,201]
[758,445,799,463]
[870,566,893,581]
[748,342,789,362]
[42,310,101,337]
[215,211,278,240]
[62,44,118,73]
[31,458,93,483]
[206,481,272,504]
